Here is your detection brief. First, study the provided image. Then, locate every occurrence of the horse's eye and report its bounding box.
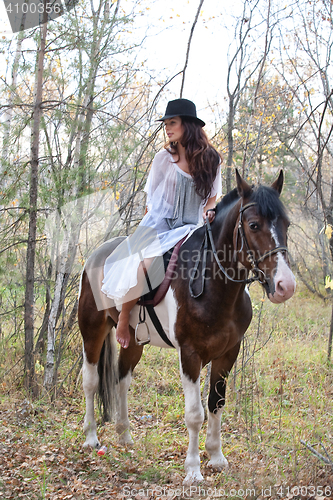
[249,222,260,231]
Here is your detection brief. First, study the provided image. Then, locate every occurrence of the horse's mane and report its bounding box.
[215,185,288,221]
[250,185,288,220]
[214,188,239,221]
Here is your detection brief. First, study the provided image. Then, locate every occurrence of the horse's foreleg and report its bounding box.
[116,341,143,445]
[180,350,204,485]
[205,407,228,469]
[205,342,241,469]
[82,351,100,448]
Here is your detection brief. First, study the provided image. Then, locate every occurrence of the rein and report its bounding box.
[189,202,288,298]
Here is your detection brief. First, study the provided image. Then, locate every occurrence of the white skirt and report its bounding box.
[101,211,200,306]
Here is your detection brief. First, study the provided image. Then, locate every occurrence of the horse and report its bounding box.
[78,170,296,484]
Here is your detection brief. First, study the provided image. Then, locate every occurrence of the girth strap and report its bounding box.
[145,303,175,348]
[137,245,179,348]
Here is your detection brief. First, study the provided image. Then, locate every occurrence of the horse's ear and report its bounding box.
[271,170,284,196]
[236,169,253,199]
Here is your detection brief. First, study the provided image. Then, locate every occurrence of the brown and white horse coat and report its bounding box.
[78,171,296,484]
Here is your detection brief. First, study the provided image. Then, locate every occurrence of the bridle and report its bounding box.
[235,201,288,279]
[189,201,288,298]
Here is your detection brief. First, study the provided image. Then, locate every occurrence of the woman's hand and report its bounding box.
[203,195,216,223]
[203,209,215,223]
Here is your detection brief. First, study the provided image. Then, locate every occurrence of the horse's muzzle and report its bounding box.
[267,256,296,304]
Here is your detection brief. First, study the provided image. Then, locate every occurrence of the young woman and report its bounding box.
[101,98,222,348]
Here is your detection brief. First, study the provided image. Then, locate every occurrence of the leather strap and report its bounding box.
[138,239,187,349]
[145,304,175,348]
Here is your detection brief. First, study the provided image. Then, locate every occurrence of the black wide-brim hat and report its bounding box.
[158,98,205,127]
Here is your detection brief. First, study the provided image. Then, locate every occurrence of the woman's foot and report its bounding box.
[116,319,131,349]
[116,297,139,349]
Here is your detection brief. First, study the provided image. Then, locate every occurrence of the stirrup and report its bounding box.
[135,321,150,345]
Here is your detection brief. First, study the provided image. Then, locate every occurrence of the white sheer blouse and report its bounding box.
[101,149,222,305]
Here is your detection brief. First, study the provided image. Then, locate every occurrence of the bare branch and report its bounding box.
[180,0,205,98]
[300,440,333,468]
[243,0,272,175]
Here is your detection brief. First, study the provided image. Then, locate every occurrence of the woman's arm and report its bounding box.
[203,195,217,223]
[144,151,167,212]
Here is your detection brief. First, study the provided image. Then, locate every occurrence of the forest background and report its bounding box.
[1,0,333,496]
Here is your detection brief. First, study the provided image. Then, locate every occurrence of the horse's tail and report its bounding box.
[97,328,118,423]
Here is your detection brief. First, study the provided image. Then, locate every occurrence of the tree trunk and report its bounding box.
[35,261,52,354]
[24,18,47,396]
[44,227,70,393]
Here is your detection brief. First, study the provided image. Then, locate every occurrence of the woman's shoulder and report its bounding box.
[153,148,173,163]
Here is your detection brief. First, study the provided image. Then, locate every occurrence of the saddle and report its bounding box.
[135,237,186,347]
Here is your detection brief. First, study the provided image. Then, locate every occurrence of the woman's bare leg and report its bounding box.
[116,258,153,349]
[116,298,138,349]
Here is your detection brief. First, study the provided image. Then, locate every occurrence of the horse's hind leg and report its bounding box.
[81,317,115,448]
[79,269,116,448]
[205,342,241,469]
[82,350,100,448]
[116,338,143,445]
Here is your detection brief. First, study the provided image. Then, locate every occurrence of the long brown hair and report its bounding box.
[165,119,221,201]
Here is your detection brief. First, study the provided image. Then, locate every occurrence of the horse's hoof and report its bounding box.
[118,430,134,446]
[83,437,100,449]
[83,433,101,449]
[183,470,204,486]
[207,456,228,470]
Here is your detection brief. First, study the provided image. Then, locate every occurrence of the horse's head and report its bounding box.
[235,170,296,303]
